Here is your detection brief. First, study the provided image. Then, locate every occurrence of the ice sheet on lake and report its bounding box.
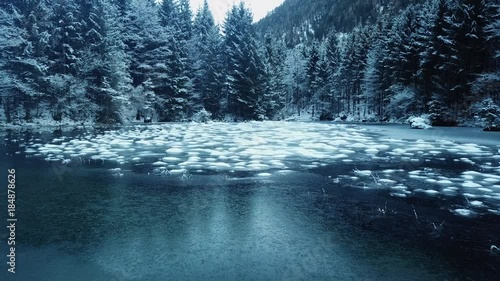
[23,121,500,216]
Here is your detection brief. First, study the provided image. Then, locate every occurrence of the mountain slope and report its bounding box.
[256,0,424,46]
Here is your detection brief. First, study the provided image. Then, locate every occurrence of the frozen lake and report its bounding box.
[1,122,499,280]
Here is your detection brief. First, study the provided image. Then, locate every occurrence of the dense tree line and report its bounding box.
[282,0,499,126]
[0,0,498,127]
[0,0,267,123]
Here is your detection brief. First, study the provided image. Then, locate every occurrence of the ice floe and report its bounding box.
[453,208,477,217]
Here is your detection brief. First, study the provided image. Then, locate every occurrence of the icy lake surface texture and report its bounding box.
[25,122,500,217]
[1,122,499,281]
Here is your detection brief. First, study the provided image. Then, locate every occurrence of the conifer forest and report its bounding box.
[0,0,498,127]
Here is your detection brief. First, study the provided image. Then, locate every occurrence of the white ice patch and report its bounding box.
[442,187,458,195]
[169,169,186,175]
[365,148,379,155]
[462,181,482,188]
[423,190,439,195]
[390,193,407,198]
[469,200,484,207]
[353,169,372,177]
[162,157,182,162]
[437,180,453,185]
[460,158,475,165]
[391,185,407,191]
[166,147,183,154]
[378,179,396,184]
[453,208,476,217]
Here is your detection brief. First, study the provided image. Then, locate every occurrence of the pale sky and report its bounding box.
[190,0,285,24]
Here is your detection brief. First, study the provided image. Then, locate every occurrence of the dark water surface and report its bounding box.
[0,124,499,281]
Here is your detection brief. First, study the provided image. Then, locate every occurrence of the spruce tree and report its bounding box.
[0,2,49,122]
[192,0,224,119]
[223,3,265,120]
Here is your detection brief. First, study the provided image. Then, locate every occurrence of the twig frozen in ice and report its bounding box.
[491,245,499,254]
[378,201,388,216]
[431,221,445,237]
[370,172,379,186]
[181,171,191,181]
[412,204,419,222]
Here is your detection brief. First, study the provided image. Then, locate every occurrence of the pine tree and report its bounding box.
[177,0,193,41]
[323,32,341,114]
[446,0,493,109]
[418,0,457,124]
[259,34,287,119]
[0,2,49,122]
[350,25,371,117]
[472,0,499,102]
[192,0,224,119]
[391,7,420,88]
[0,6,26,122]
[306,41,322,117]
[283,46,307,116]
[123,0,167,121]
[382,7,421,117]
[157,0,193,121]
[223,3,265,120]
[159,0,177,28]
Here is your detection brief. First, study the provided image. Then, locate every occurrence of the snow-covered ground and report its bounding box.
[15,121,500,217]
[1,117,94,129]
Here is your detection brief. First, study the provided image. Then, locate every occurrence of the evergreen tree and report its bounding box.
[472,0,499,102]
[306,41,322,117]
[157,0,193,121]
[350,25,371,117]
[259,34,287,119]
[192,0,224,118]
[223,3,265,120]
[177,0,193,41]
[0,2,49,122]
[323,32,341,114]
[362,44,385,118]
[446,0,493,109]
[123,0,167,121]
[283,46,307,116]
[418,0,456,123]
[78,0,131,123]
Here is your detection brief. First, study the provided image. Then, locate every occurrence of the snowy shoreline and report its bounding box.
[360,124,500,146]
[2,120,499,143]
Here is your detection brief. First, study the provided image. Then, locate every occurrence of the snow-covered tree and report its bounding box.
[157,0,193,121]
[305,41,322,117]
[122,0,167,121]
[0,6,28,122]
[223,3,265,120]
[192,0,224,119]
[0,2,49,122]
[283,46,307,116]
[259,34,287,119]
[472,5,499,101]
[324,32,341,114]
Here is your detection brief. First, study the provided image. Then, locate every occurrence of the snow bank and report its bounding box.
[407,115,431,129]
[2,117,94,128]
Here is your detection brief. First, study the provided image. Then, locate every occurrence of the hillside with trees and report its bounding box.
[265,0,499,127]
[0,0,498,128]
